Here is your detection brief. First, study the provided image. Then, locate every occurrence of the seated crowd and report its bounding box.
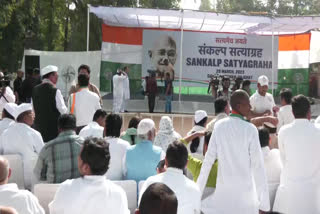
[0,66,319,214]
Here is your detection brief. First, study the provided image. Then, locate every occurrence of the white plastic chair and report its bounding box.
[33,183,60,214]
[3,154,25,189]
[138,180,145,194]
[113,180,137,214]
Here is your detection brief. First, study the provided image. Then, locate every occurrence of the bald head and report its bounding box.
[0,207,18,214]
[230,90,251,117]
[0,156,9,183]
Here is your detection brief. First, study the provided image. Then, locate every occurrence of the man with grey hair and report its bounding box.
[0,156,44,214]
[122,118,165,183]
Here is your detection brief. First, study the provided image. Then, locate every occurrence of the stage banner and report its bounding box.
[142,30,279,86]
[142,30,181,85]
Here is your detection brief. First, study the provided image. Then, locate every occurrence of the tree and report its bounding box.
[139,0,179,8]
[216,0,266,13]
[0,0,37,71]
[199,0,213,11]
[4,0,320,74]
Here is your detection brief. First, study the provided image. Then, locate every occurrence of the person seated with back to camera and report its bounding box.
[79,109,107,139]
[139,141,201,214]
[34,114,83,184]
[136,183,178,214]
[49,138,130,214]
[0,156,44,214]
[0,103,44,190]
[122,118,165,183]
[104,113,130,180]
[120,116,141,145]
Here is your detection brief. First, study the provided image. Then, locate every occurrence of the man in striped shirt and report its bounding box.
[34,114,83,183]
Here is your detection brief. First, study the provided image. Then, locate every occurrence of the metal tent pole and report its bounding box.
[179,10,184,102]
[271,17,275,95]
[87,4,91,52]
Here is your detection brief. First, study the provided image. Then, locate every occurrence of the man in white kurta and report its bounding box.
[277,88,294,132]
[206,97,230,132]
[0,84,16,113]
[105,137,130,180]
[273,95,320,214]
[49,138,129,214]
[0,103,17,135]
[104,114,130,180]
[113,69,127,113]
[197,90,270,214]
[121,66,130,113]
[139,141,201,214]
[250,75,276,117]
[0,156,44,214]
[187,110,208,158]
[68,74,101,129]
[79,121,104,139]
[79,109,106,139]
[0,104,44,189]
[258,127,283,209]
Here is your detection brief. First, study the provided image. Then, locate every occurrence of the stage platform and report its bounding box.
[102,97,320,137]
[102,98,215,115]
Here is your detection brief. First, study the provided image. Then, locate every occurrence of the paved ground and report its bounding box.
[102,93,320,118]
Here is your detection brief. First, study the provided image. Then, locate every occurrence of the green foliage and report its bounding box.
[1,0,320,74]
[139,0,179,8]
[199,0,213,11]
[216,0,266,13]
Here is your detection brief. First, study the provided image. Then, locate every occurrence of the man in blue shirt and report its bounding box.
[123,118,165,183]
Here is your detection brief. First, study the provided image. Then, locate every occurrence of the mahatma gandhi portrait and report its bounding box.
[148,35,177,80]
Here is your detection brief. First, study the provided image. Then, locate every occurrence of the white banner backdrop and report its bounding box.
[22,50,101,99]
[310,31,320,64]
[142,30,278,86]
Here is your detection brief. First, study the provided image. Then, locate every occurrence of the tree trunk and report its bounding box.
[48,0,54,51]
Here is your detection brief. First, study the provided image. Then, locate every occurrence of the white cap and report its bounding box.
[41,65,58,76]
[137,118,155,135]
[16,103,33,119]
[3,103,18,119]
[258,75,269,87]
[194,110,208,123]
